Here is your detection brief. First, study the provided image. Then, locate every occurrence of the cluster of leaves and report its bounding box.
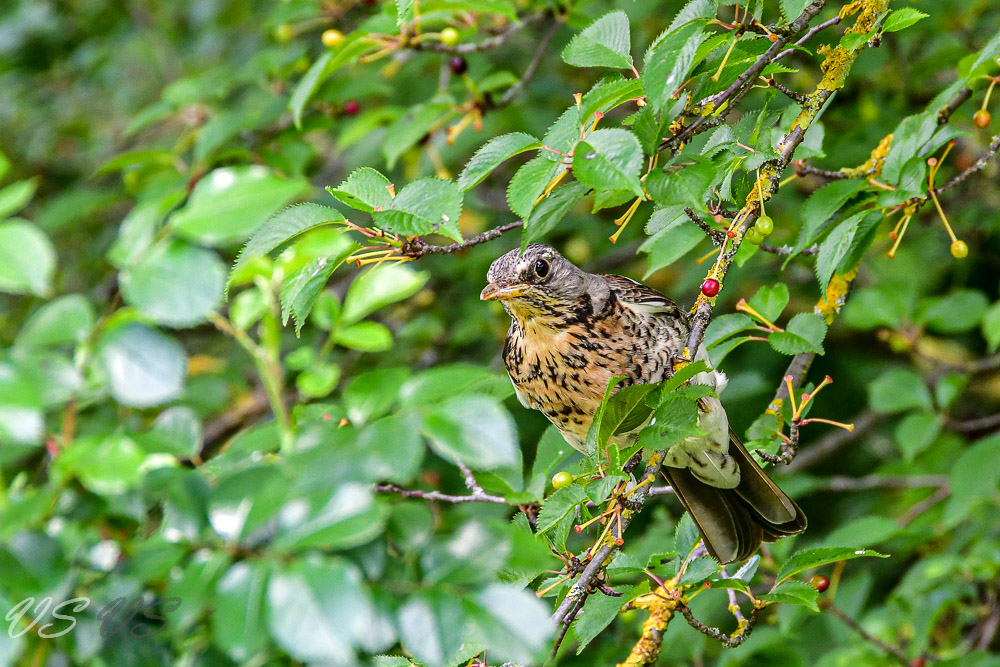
[1,0,1000,665]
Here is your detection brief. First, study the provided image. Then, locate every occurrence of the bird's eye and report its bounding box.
[533,259,550,279]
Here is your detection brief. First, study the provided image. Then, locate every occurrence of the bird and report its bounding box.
[481,243,806,564]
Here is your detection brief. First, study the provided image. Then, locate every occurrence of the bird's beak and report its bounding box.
[480,282,526,301]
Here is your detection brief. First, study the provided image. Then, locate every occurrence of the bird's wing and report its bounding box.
[600,274,684,317]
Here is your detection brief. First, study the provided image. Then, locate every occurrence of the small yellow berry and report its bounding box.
[973,109,991,129]
[552,472,573,490]
[274,24,293,42]
[322,29,344,48]
[950,239,968,259]
[440,27,460,46]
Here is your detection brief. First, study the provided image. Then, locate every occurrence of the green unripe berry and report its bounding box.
[754,215,774,236]
[274,24,293,42]
[552,472,573,489]
[440,27,460,46]
[744,228,764,245]
[950,239,968,259]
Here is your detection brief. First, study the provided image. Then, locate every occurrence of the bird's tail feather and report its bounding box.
[661,430,806,564]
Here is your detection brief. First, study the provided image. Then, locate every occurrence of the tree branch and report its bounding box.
[498,20,562,107]
[373,483,511,504]
[815,474,948,492]
[401,221,523,257]
[827,603,913,664]
[413,13,544,53]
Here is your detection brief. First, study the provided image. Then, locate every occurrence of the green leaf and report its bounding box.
[842,287,912,330]
[674,512,699,557]
[573,584,635,652]
[383,103,456,169]
[423,395,520,471]
[457,133,541,191]
[341,264,429,325]
[883,8,929,32]
[780,0,811,20]
[357,414,425,485]
[120,240,225,328]
[944,434,1000,525]
[639,215,705,274]
[334,321,393,351]
[290,34,373,127]
[984,302,1000,352]
[749,283,789,322]
[776,547,887,583]
[642,22,705,113]
[680,557,721,585]
[759,580,820,611]
[372,178,463,242]
[275,485,389,551]
[401,365,513,406]
[209,465,288,543]
[16,295,95,349]
[919,289,989,334]
[344,367,410,425]
[894,412,941,462]
[562,11,632,69]
[147,406,203,458]
[815,212,867,291]
[267,557,372,663]
[769,313,827,355]
[535,484,588,534]
[869,368,933,414]
[523,181,587,246]
[705,313,755,349]
[52,433,146,495]
[327,167,394,212]
[598,383,659,446]
[398,592,472,667]
[213,561,271,662]
[507,156,563,219]
[645,156,716,209]
[823,516,900,549]
[0,221,56,296]
[99,323,187,408]
[0,178,38,219]
[296,363,342,398]
[471,584,554,664]
[792,179,864,255]
[280,258,337,333]
[170,166,310,246]
[573,128,644,198]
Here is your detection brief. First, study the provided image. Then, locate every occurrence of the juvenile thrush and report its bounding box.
[481,243,806,564]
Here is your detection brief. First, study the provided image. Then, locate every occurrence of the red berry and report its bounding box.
[809,574,830,592]
[701,278,721,297]
[343,100,360,116]
[973,109,991,129]
[449,56,468,75]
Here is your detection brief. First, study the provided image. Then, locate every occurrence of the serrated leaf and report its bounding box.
[280,258,338,333]
[705,313,755,349]
[680,557,721,585]
[759,580,819,611]
[748,283,789,322]
[372,178,463,241]
[229,203,346,293]
[776,547,887,583]
[572,129,644,198]
[507,156,563,219]
[883,8,929,32]
[535,484,588,534]
[573,585,636,653]
[562,11,632,69]
[792,179,864,256]
[642,22,705,113]
[580,77,644,123]
[327,168,393,212]
[769,312,827,355]
[457,133,540,191]
[780,0,811,20]
[674,513,699,557]
[522,181,586,247]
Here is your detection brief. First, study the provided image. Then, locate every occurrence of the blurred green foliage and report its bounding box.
[0,0,999,665]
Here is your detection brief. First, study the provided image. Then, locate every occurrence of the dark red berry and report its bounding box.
[809,574,830,592]
[343,100,360,116]
[449,57,468,75]
[701,279,720,297]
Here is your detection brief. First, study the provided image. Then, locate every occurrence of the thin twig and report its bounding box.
[374,483,511,504]
[676,602,759,648]
[898,486,951,527]
[414,13,544,53]
[498,20,562,107]
[815,474,948,492]
[938,134,1000,193]
[775,15,844,60]
[766,76,809,104]
[937,86,973,125]
[796,163,850,180]
[947,413,1000,433]
[402,221,523,257]
[827,603,911,664]
[685,207,726,245]
[759,242,818,256]
[455,459,485,495]
[552,595,586,656]
[647,486,675,496]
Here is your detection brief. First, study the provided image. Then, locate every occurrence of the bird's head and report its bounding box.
[481,244,605,321]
